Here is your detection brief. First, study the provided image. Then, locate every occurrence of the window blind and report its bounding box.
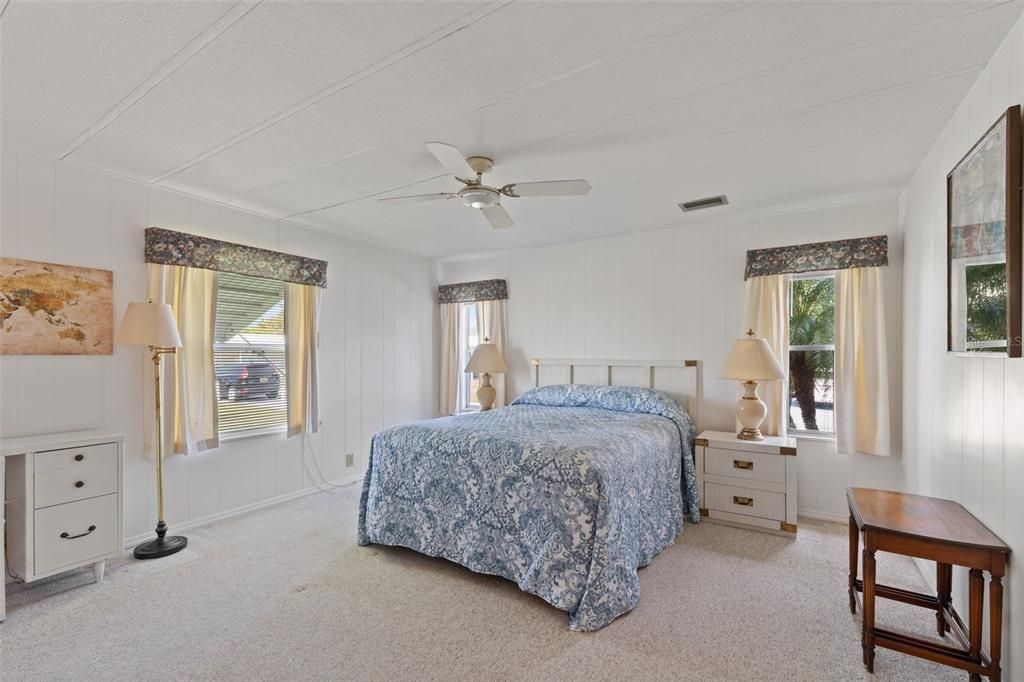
[214,271,288,437]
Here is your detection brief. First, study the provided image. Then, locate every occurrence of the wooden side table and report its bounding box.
[847,487,1010,681]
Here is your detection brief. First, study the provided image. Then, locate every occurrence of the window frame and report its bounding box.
[787,271,837,439]
[458,303,481,413]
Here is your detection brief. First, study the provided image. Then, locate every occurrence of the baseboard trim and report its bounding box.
[797,509,848,523]
[124,475,363,549]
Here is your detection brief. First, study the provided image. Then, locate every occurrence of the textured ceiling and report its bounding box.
[3,0,1021,258]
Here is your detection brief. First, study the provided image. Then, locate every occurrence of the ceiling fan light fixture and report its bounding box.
[459,186,500,209]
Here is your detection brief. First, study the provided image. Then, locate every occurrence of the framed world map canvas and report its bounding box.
[0,258,113,355]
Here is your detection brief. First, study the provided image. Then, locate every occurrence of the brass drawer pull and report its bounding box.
[60,525,96,540]
[733,496,754,507]
[733,460,754,470]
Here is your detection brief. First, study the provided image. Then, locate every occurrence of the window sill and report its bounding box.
[791,432,836,443]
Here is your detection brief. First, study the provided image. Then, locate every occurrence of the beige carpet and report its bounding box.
[2,484,963,681]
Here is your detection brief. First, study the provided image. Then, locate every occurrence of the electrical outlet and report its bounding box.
[345,453,354,468]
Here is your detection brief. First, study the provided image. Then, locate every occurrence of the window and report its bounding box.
[214,272,287,438]
[788,273,835,435]
[459,303,480,411]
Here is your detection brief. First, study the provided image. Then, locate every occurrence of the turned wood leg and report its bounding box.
[93,560,106,583]
[968,568,984,666]
[849,515,859,614]
[936,562,952,636]
[862,546,876,673]
[990,571,1004,682]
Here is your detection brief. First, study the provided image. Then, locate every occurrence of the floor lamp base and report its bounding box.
[133,534,188,560]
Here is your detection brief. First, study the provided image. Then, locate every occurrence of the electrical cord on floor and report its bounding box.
[302,431,349,490]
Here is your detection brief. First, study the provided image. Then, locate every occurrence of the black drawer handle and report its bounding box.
[75,480,85,488]
[74,454,85,462]
[60,525,96,540]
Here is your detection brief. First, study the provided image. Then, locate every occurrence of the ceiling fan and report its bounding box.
[378,141,592,229]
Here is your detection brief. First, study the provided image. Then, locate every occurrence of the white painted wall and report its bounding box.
[900,12,1024,678]
[441,196,902,519]
[0,149,437,542]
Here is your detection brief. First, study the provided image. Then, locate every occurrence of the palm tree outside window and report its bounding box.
[788,272,835,435]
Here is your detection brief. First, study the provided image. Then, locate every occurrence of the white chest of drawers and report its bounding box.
[695,430,798,536]
[2,431,124,622]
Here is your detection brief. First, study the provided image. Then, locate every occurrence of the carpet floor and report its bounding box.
[2,483,963,681]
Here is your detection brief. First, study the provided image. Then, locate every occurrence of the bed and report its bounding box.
[358,359,702,631]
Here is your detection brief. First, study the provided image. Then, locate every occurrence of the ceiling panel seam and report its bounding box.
[147,0,514,184]
[279,65,981,219]
[57,0,262,160]
[0,0,10,21]
[237,0,1012,204]
[208,1,751,198]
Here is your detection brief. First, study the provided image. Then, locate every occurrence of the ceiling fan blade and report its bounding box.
[425,141,477,179]
[378,193,455,204]
[481,204,513,230]
[502,179,592,198]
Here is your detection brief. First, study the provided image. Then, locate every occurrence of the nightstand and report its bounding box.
[695,430,798,536]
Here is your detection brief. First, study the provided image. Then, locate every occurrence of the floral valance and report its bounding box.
[744,235,888,280]
[145,227,328,288]
[438,279,508,304]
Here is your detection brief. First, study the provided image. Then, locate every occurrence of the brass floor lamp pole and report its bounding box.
[133,345,188,559]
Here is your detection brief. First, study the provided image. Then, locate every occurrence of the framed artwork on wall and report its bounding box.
[0,257,114,355]
[947,104,1022,357]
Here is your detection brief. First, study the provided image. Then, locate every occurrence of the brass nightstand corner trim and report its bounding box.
[699,507,709,517]
[694,438,709,447]
[780,446,797,456]
[684,360,698,367]
[780,522,798,533]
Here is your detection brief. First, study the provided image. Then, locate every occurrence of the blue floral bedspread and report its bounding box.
[357,384,699,630]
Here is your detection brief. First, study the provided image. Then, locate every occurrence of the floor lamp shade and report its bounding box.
[115,301,187,559]
[465,342,507,411]
[115,302,182,348]
[720,332,785,441]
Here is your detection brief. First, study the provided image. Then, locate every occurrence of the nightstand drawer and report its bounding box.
[705,447,786,484]
[34,442,118,472]
[705,481,785,521]
[35,460,118,508]
[34,494,119,575]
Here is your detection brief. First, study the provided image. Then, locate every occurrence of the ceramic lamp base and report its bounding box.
[477,373,496,411]
[734,379,767,441]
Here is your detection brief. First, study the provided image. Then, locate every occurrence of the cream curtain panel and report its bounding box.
[474,299,508,408]
[439,302,462,416]
[744,274,790,437]
[146,264,219,457]
[285,282,321,437]
[835,266,891,456]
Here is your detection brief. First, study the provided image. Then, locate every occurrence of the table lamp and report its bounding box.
[465,338,508,411]
[720,329,785,441]
[115,301,188,559]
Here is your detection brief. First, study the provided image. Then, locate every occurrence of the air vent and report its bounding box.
[679,195,729,212]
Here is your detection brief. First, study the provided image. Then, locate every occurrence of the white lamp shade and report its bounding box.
[720,336,784,381]
[465,342,507,374]
[115,302,182,347]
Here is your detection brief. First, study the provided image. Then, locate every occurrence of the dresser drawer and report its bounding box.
[35,461,118,508]
[35,442,118,472]
[705,481,786,521]
[34,494,119,575]
[705,447,786,484]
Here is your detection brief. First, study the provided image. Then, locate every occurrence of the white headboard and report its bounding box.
[530,358,703,431]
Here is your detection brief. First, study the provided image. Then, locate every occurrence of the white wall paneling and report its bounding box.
[900,11,1024,678]
[441,196,903,520]
[0,149,437,542]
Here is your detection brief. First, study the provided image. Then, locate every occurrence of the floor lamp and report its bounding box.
[116,302,189,559]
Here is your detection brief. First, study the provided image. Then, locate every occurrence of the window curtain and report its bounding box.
[439,302,462,416]
[835,266,890,456]
[744,274,790,437]
[285,282,321,437]
[474,299,508,408]
[146,264,219,457]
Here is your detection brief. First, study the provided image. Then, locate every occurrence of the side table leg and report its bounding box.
[968,567,984,682]
[849,515,859,614]
[990,573,1004,682]
[862,546,876,673]
[936,562,952,635]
